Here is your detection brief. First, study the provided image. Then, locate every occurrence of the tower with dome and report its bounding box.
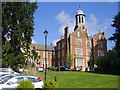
[31,7,107,71]
[54,7,107,71]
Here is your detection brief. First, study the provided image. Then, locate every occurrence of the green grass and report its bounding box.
[36,71,119,88]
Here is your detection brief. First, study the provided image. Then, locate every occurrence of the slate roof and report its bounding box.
[30,43,55,51]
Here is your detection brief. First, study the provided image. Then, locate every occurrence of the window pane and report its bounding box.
[28,77,39,82]
[76,59,83,66]
[43,51,48,58]
[98,41,103,48]
[87,50,91,57]
[75,48,83,55]
[77,32,80,37]
[76,39,82,46]
[87,42,90,48]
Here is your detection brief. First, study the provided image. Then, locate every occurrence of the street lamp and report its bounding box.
[43,29,48,81]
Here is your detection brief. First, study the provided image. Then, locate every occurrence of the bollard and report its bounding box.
[55,76,57,82]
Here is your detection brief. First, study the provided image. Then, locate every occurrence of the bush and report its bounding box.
[44,80,58,89]
[49,66,57,71]
[16,80,34,90]
[110,59,120,75]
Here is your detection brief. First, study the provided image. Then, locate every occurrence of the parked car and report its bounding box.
[18,68,24,73]
[0,74,20,83]
[37,67,43,72]
[0,68,20,76]
[0,74,8,78]
[0,75,44,90]
[65,67,71,71]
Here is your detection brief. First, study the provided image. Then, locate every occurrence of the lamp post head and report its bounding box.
[43,29,48,37]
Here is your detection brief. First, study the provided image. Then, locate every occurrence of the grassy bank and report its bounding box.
[36,71,119,88]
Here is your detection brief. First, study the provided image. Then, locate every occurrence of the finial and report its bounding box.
[66,23,69,27]
[77,4,82,10]
[99,30,100,32]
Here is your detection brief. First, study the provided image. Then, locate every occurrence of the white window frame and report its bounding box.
[76,59,83,66]
[76,39,82,46]
[43,51,48,58]
[75,48,83,55]
[77,31,80,37]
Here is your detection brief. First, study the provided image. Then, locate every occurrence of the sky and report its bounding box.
[31,1,119,50]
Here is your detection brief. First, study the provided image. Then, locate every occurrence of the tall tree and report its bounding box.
[2,2,37,69]
[66,52,73,69]
[109,12,120,59]
[31,46,38,67]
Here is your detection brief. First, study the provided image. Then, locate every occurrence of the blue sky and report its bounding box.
[31,2,118,50]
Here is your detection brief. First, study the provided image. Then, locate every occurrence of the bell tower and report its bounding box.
[74,5,86,31]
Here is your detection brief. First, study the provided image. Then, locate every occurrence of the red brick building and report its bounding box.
[30,44,55,69]
[30,8,107,71]
[55,8,107,71]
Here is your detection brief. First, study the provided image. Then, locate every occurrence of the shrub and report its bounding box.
[49,66,57,71]
[110,59,120,75]
[44,80,58,89]
[16,80,34,90]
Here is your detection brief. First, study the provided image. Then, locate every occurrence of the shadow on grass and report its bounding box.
[85,71,120,76]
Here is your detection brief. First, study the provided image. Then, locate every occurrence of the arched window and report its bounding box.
[82,16,84,23]
[79,16,81,23]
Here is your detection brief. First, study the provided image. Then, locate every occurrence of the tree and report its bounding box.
[96,50,120,74]
[30,46,39,68]
[109,12,120,59]
[2,2,38,70]
[66,52,73,69]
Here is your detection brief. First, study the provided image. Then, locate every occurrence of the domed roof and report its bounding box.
[77,9,84,15]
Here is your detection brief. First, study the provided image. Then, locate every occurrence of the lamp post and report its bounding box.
[43,29,48,81]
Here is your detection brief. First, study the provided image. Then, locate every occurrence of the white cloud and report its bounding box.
[86,14,114,50]
[86,14,98,36]
[32,39,38,44]
[54,11,113,50]
[52,10,75,46]
[86,14,112,37]
[56,11,112,38]
[51,39,60,46]
[56,10,75,35]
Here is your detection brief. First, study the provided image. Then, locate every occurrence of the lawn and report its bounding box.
[35,71,119,88]
[23,70,119,88]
